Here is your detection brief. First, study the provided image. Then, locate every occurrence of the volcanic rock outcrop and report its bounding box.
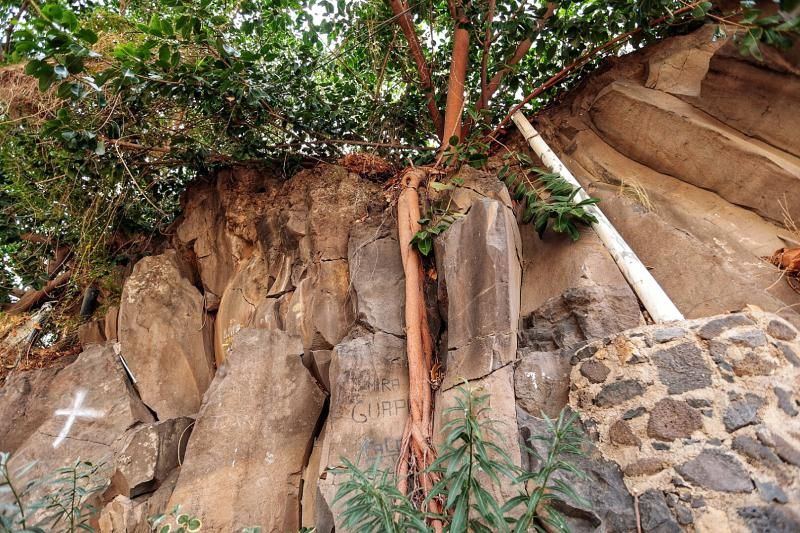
[1,24,799,533]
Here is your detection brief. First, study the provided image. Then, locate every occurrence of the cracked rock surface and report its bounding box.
[2,23,800,533]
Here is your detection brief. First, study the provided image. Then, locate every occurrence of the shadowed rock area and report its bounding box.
[531,24,800,327]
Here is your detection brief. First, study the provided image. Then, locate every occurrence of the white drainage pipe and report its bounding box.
[512,111,684,323]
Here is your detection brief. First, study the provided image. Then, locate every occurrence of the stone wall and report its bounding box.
[565,311,800,531]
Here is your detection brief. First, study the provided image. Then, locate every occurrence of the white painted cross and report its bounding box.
[52,389,103,448]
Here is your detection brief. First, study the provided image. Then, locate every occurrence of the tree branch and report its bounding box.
[47,246,71,278]
[477,37,532,114]
[387,0,444,141]
[19,232,51,244]
[2,0,29,60]
[475,2,557,115]
[7,270,72,315]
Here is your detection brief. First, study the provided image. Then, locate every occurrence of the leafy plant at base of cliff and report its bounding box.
[504,410,588,533]
[0,452,107,532]
[332,457,428,533]
[332,385,587,532]
[425,385,517,532]
[498,153,599,242]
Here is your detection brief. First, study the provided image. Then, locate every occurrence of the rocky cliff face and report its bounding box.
[532,25,800,326]
[1,25,799,532]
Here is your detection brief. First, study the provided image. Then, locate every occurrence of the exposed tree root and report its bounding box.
[395,167,443,530]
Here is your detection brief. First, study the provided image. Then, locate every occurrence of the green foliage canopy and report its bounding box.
[0,0,797,306]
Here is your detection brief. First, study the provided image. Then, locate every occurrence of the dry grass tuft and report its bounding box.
[596,170,655,212]
[780,197,800,244]
[618,178,655,213]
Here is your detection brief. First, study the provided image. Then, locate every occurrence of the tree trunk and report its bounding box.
[442,19,470,147]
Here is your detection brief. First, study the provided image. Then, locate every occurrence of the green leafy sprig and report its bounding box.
[499,154,599,241]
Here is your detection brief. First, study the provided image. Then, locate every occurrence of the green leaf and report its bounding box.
[149,14,163,36]
[75,28,98,44]
[38,72,56,91]
[417,236,432,256]
[56,82,73,98]
[740,28,764,60]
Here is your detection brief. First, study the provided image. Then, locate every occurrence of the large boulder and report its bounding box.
[539,126,799,324]
[214,252,270,365]
[118,251,215,419]
[590,81,800,223]
[4,344,153,493]
[347,218,405,337]
[518,284,643,352]
[174,177,249,309]
[683,50,800,158]
[529,23,800,326]
[436,197,522,389]
[167,329,326,532]
[108,417,194,498]
[514,349,571,418]
[0,357,74,453]
[283,260,354,351]
[316,330,409,530]
[643,26,725,97]
[99,470,180,533]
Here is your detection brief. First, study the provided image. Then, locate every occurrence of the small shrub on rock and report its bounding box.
[333,384,587,532]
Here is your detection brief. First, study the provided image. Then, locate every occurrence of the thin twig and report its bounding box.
[113,144,168,217]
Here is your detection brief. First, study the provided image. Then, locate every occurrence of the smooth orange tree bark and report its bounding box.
[395,167,443,530]
[441,2,470,147]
